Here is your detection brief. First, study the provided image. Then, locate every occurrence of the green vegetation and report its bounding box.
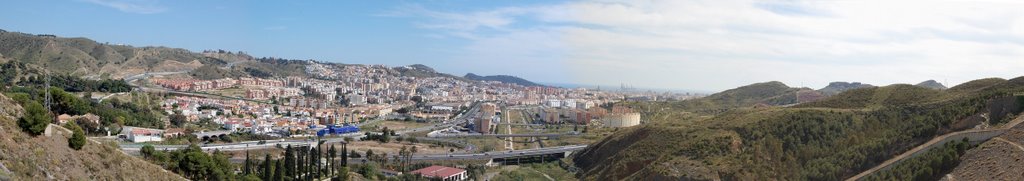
[492,162,577,181]
[656,81,808,114]
[140,144,236,180]
[65,121,86,150]
[864,138,970,181]
[6,87,166,131]
[17,101,49,136]
[574,77,1024,180]
[18,73,132,93]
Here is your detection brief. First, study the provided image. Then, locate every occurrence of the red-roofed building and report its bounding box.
[409,166,467,181]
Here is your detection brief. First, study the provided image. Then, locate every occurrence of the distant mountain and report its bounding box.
[818,81,875,95]
[463,73,545,87]
[915,80,947,90]
[574,77,1024,180]
[0,30,223,77]
[666,81,813,114]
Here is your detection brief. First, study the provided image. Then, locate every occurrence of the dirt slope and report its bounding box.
[0,94,184,180]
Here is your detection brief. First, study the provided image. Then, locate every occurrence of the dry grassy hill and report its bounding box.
[0,94,184,180]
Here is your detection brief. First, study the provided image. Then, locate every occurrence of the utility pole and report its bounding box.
[43,63,52,120]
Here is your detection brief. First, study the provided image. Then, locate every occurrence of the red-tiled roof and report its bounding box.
[409,166,465,178]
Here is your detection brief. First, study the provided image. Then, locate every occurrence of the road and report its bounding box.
[428,133,578,138]
[407,144,586,161]
[121,135,358,152]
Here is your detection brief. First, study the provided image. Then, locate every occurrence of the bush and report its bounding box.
[67,121,87,150]
[18,101,50,136]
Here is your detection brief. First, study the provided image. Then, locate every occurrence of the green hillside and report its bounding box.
[573,77,1024,180]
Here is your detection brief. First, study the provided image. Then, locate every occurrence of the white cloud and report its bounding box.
[398,0,1024,91]
[81,0,167,14]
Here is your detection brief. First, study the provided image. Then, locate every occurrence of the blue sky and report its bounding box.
[4,0,1024,92]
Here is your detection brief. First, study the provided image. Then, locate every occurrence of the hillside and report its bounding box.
[943,123,1024,180]
[818,81,874,96]
[0,94,183,180]
[464,73,545,87]
[0,30,220,78]
[573,77,1024,180]
[916,80,948,90]
[659,81,812,114]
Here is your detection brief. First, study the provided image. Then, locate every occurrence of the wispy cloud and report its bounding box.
[394,0,1024,91]
[81,0,167,14]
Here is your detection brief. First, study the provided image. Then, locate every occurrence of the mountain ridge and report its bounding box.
[464,73,545,87]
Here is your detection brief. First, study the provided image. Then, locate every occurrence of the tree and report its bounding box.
[341,144,349,167]
[19,101,50,136]
[170,113,187,128]
[263,154,273,181]
[333,166,350,181]
[244,151,253,176]
[141,144,156,159]
[274,158,284,181]
[285,145,295,179]
[68,121,87,150]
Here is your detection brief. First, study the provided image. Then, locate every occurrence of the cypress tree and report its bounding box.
[243,151,252,175]
[341,144,348,167]
[274,158,284,181]
[263,154,273,181]
[285,145,295,179]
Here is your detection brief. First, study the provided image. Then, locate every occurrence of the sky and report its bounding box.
[3,0,1024,92]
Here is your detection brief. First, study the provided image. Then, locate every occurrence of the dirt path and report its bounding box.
[846,115,1024,181]
[993,137,1024,152]
[530,168,555,181]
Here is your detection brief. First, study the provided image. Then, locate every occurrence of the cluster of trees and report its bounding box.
[18,74,132,93]
[139,144,237,180]
[7,86,166,134]
[11,87,88,150]
[239,143,351,180]
[864,138,970,181]
[362,127,395,143]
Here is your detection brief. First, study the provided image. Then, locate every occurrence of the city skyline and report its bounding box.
[4,0,1024,91]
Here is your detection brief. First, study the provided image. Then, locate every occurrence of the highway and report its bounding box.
[121,135,358,152]
[428,133,578,138]
[407,145,587,161]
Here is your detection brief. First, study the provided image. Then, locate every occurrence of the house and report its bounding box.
[409,166,467,181]
[122,126,165,143]
[57,113,101,126]
[164,128,186,138]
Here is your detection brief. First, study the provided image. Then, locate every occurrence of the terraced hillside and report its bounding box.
[573,77,1024,180]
